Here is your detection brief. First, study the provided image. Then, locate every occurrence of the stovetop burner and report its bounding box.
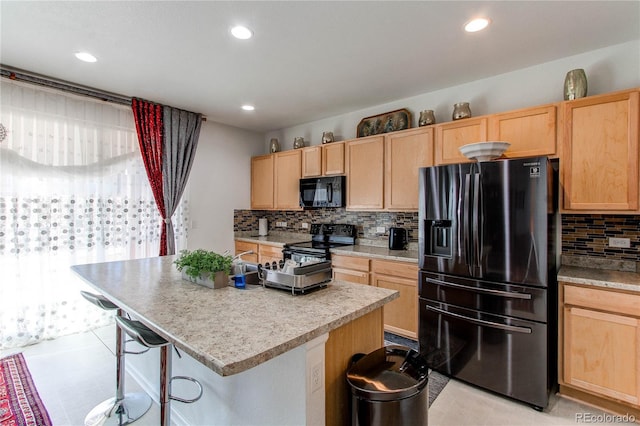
[283,223,357,260]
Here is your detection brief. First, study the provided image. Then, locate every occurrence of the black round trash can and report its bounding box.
[347,345,429,426]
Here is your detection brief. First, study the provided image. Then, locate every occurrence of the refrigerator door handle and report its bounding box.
[426,305,533,334]
[463,173,471,267]
[473,173,481,271]
[424,277,533,299]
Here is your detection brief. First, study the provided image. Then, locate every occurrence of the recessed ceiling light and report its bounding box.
[241,105,255,111]
[231,25,253,40]
[75,51,97,63]
[464,17,491,33]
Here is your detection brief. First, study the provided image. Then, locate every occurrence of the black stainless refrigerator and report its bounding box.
[418,156,558,410]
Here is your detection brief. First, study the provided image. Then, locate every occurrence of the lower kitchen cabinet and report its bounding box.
[371,259,419,339]
[332,253,418,339]
[234,241,259,263]
[331,254,370,285]
[234,240,282,265]
[559,282,640,416]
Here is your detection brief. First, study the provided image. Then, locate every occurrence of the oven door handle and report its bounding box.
[424,277,532,300]
[426,305,532,334]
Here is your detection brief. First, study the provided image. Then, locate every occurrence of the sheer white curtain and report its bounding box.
[0,80,189,349]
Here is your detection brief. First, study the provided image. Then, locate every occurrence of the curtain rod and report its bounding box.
[0,65,206,120]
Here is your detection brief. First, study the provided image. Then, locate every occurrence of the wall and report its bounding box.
[264,40,640,151]
[187,121,264,253]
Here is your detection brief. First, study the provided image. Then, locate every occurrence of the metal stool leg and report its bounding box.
[84,309,152,426]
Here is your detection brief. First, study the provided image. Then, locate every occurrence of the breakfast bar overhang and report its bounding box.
[71,256,398,425]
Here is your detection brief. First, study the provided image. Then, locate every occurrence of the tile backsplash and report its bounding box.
[234,209,418,242]
[235,210,639,264]
[561,214,639,263]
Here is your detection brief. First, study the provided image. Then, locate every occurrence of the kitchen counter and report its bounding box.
[331,244,418,263]
[234,233,419,263]
[558,265,640,294]
[71,255,398,377]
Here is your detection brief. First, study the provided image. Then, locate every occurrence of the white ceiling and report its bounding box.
[1,1,638,133]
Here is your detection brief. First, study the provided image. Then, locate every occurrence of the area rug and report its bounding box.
[384,332,450,407]
[0,353,52,426]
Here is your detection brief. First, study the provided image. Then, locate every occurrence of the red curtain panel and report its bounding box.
[132,98,168,256]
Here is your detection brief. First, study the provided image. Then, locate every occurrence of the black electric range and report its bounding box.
[283,223,357,263]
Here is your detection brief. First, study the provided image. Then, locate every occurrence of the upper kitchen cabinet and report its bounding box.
[385,127,434,210]
[488,104,558,158]
[562,89,639,213]
[345,136,385,210]
[323,141,345,176]
[301,142,345,177]
[251,154,274,209]
[301,146,322,177]
[274,150,303,210]
[435,117,488,165]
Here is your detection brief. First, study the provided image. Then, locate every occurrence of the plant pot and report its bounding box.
[181,270,229,289]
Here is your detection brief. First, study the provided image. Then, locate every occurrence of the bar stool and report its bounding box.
[115,316,203,426]
[80,291,152,426]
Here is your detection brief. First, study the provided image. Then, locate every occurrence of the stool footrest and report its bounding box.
[170,376,204,404]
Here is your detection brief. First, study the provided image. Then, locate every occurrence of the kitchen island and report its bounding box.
[71,256,398,425]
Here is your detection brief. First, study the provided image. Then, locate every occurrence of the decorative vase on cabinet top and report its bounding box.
[293,137,305,149]
[452,102,472,120]
[419,110,436,126]
[269,138,280,153]
[564,68,587,100]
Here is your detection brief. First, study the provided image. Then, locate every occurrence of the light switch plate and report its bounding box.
[376,226,385,234]
[609,237,631,248]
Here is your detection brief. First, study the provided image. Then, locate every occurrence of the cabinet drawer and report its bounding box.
[331,254,370,272]
[563,283,640,317]
[371,259,418,280]
[259,243,283,257]
[235,241,258,254]
[333,268,370,285]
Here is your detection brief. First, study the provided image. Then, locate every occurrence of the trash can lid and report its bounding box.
[347,345,429,401]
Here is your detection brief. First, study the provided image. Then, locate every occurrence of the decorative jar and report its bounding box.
[418,110,436,126]
[293,137,305,149]
[564,69,587,100]
[269,138,280,153]
[452,102,472,120]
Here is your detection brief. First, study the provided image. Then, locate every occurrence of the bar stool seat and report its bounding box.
[115,316,203,426]
[80,291,152,426]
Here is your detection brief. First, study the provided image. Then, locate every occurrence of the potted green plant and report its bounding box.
[174,249,233,289]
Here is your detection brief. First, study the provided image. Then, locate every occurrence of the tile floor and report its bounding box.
[0,326,625,426]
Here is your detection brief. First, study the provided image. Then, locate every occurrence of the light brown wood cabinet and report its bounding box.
[331,254,370,285]
[323,141,345,175]
[301,146,322,177]
[332,253,418,339]
[234,241,259,263]
[561,89,639,213]
[345,136,385,210]
[384,127,434,211]
[257,243,283,265]
[559,282,640,416]
[371,259,419,339]
[274,150,302,210]
[301,142,346,177]
[489,104,558,158]
[435,117,488,165]
[250,154,274,209]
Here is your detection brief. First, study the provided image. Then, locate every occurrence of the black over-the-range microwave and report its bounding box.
[299,176,345,208]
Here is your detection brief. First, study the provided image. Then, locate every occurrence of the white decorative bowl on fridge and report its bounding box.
[459,141,511,162]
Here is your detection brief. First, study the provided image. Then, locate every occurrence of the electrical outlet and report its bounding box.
[311,362,323,392]
[376,226,385,234]
[301,222,309,229]
[609,237,631,248]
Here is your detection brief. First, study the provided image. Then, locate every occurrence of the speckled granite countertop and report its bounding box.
[558,266,640,294]
[234,233,419,263]
[330,245,418,263]
[71,256,398,377]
